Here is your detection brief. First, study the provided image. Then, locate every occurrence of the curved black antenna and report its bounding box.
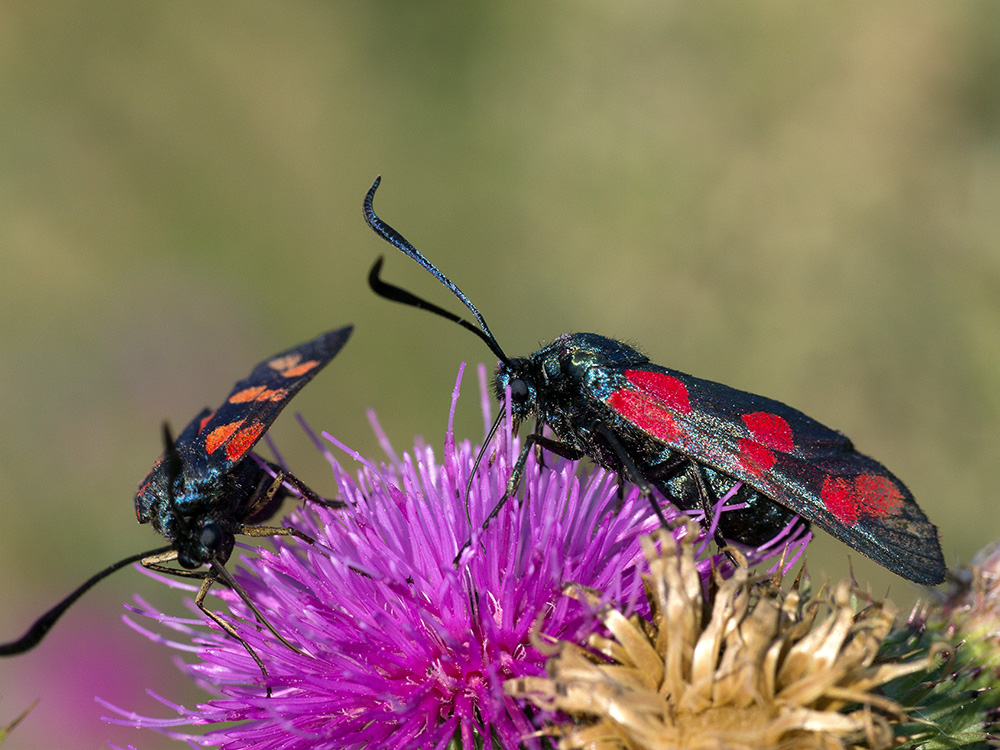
[364,176,510,365]
[368,258,506,362]
[0,544,173,655]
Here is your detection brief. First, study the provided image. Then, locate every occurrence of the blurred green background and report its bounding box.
[1,3,998,748]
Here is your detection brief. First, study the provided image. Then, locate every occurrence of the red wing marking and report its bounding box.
[267,353,302,372]
[278,359,320,378]
[198,412,214,433]
[230,386,266,402]
[267,354,320,378]
[229,386,288,404]
[736,438,776,476]
[225,422,265,462]
[607,389,682,442]
[821,474,904,525]
[741,411,794,452]
[623,370,692,414]
[205,421,242,456]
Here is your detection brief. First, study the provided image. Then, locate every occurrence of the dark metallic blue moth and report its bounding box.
[0,325,352,664]
[363,176,945,585]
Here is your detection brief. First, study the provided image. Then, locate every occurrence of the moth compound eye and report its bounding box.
[509,378,530,403]
[177,548,203,569]
[200,522,224,553]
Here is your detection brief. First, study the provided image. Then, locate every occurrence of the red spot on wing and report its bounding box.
[607,390,682,442]
[821,477,856,524]
[267,353,301,372]
[855,474,905,517]
[821,474,905,525]
[742,411,793,452]
[624,370,692,413]
[230,386,267,403]
[267,353,320,378]
[205,421,242,456]
[198,412,214,433]
[279,359,319,378]
[736,438,776,476]
[230,386,288,404]
[225,422,265,462]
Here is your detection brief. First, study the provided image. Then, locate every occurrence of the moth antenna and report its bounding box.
[0,545,172,655]
[364,176,510,365]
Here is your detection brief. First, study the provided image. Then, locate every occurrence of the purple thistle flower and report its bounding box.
[100,364,809,750]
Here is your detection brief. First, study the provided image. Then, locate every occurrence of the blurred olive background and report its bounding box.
[1,3,998,748]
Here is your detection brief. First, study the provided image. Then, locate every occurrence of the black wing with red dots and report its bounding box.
[134,324,354,528]
[605,363,945,584]
[189,325,354,471]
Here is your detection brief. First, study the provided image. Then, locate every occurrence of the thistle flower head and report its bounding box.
[101,365,810,749]
[510,524,935,750]
[935,541,1000,653]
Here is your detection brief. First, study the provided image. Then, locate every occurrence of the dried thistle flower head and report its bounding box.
[509,525,934,750]
[936,540,1000,652]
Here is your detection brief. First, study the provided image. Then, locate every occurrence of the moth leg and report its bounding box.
[242,524,370,581]
[592,422,678,524]
[242,469,293,523]
[531,418,547,469]
[143,545,315,695]
[237,522,316,548]
[485,433,582,528]
[454,433,583,566]
[500,432,583,514]
[195,571,274,693]
[637,451,691,516]
[683,461,743,567]
[258,460,346,512]
[140,551,275,694]
[640,456,738,561]
[683,461,725,547]
[140,549,209,579]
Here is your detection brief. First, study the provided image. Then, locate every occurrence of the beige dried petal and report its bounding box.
[510,526,935,750]
[601,608,663,688]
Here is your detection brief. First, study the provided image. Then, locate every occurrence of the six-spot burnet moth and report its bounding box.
[363,175,945,585]
[0,325,353,673]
